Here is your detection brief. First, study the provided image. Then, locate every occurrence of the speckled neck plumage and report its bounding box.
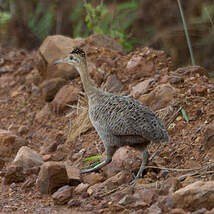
[75,59,98,97]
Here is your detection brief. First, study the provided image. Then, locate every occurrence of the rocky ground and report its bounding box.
[1,34,214,214]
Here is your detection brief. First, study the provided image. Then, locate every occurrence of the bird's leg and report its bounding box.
[80,146,116,174]
[130,147,149,186]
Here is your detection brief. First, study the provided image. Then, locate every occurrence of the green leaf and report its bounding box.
[116,1,138,12]
[85,14,89,22]
[82,155,102,162]
[27,3,54,41]
[80,161,101,170]
[101,7,107,17]
[84,3,92,11]
[181,108,189,122]
[94,26,103,34]
[73,22,83,38]
[87,22,92,30]
[0,12,11,24]
[69,1,84,22]
[123,42,133,52]
[95,5,101,12]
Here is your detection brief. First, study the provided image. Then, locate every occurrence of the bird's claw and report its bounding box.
[130,176,140,186]
[129,173,141,186]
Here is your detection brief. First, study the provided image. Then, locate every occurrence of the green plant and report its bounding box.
[80,155,102,170]
[190,3,214,26]
[80,161,101,170]
[69,1,90,38]
[83,0,140,51]
[84,2,108,34]
[177,0,195,65]
[28,2,54,41]
[181,108,189,122]
[190,3,214,47]
[0,12,11,25]
[0,11,11,40]
[82,155,102,162]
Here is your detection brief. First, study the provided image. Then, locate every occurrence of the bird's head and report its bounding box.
[54,48,86,69]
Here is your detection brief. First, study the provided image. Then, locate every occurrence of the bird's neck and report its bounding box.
[76,62,98,97]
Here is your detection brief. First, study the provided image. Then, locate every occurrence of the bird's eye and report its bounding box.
[70,55,73,60]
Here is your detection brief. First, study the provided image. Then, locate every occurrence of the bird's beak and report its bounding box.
[54,57,68,65]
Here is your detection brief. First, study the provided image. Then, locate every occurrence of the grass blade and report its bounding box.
[177,0,195,65]
[181,108,189,122]
[82,155,102,162]
[80,161,101,170]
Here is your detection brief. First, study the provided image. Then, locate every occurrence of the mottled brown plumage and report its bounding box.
[54,48,169,185]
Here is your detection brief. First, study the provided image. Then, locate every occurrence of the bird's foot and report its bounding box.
[80,168,99,174]
[80,170,90,174]
[129,174,141,186]
[80,159,112,174]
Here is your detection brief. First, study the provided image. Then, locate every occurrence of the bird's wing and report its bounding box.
[89,95,168,142]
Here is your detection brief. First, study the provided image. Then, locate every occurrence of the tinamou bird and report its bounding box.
[54,48,169,185]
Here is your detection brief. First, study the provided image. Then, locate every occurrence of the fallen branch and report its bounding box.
[166,106,183,128]
[146,162,214,173]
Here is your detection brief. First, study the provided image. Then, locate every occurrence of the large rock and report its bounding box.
[74,183,89,195]
[4,165,25,184]
[87,34,124,53]
[13,146,44,169]
[52,185,72,205]
[102,74,124,93]
[39,77,66,102]
[36,34,123,83]
[39,35,82,63]
[124,47,172,80]
[126,55,154,78]
[139,83,177,111]
[87,171,132,196]
[36,35,81,84]
[0,133,27,161]
[39,35,123,65]
[169,181,214,211]
[82,172,104,185]
[66,166,81,186]
[114,186,157,209]
[51,84,81,113]
[102,147,141,178]
[133,188,157,206]
[131,78,154,98]
[37,161,69,194]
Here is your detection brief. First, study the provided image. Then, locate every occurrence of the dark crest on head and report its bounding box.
[71,48,86,58]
